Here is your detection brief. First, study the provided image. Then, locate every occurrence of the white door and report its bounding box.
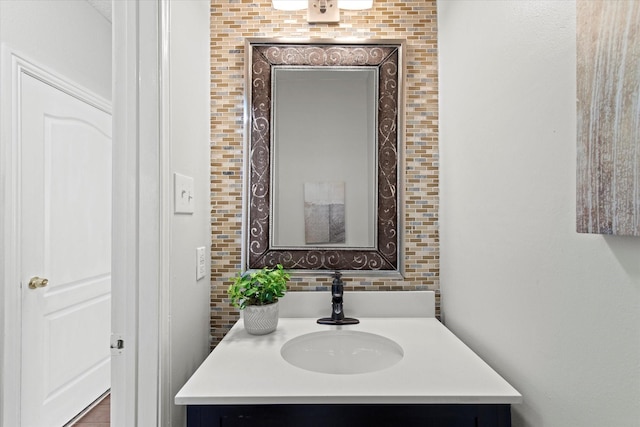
[20,72,112,427]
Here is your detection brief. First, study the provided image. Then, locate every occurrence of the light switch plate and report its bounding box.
[174,173,194,214]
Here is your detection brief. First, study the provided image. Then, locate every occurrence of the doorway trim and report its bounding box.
[0,46,111,427]
[111,1,170,426]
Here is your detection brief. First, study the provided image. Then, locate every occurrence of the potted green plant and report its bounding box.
[228,264,290,335]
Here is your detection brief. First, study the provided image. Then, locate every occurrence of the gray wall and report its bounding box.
[0,0,111,100]
[439,1,640,426]
[167,1,212,426]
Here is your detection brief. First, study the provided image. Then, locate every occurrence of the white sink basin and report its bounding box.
[280,330,404,375]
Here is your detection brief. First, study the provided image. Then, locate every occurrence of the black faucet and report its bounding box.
[317,271,359,325]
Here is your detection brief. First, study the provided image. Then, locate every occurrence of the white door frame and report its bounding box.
[0,47,111,427]
[111,1,170,426]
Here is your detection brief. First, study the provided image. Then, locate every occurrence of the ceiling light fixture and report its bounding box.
[272,0,307,11]
[272,0,374,22]
[338,0,374,10]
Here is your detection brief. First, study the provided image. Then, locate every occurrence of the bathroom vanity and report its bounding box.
[175,292,521,427]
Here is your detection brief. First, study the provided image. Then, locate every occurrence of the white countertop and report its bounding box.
[175,317,522,406]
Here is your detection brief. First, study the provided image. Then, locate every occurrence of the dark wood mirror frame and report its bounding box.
[244,38,404,275]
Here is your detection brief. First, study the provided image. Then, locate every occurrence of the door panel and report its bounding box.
[20,73,111,427]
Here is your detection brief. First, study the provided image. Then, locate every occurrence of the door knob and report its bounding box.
[28,276,48,289]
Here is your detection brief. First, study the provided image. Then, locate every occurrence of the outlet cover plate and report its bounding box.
[196,247,206,280]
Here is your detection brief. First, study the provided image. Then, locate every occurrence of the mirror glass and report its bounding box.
[272,67,377,249]
[244,40,404,275]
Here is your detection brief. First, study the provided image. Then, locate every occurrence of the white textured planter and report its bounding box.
[243,301,279,335]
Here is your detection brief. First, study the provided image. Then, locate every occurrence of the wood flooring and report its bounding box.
[68,393,109,426]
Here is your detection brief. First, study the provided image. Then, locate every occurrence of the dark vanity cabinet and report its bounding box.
[186,403,512,427]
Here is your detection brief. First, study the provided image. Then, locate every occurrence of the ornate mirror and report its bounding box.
[244,39,404,276]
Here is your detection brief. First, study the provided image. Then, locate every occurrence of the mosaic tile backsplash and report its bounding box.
[210,0,439,347]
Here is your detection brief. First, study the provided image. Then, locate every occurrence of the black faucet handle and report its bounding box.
[332,271,342,284]
[317,270,359,325]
